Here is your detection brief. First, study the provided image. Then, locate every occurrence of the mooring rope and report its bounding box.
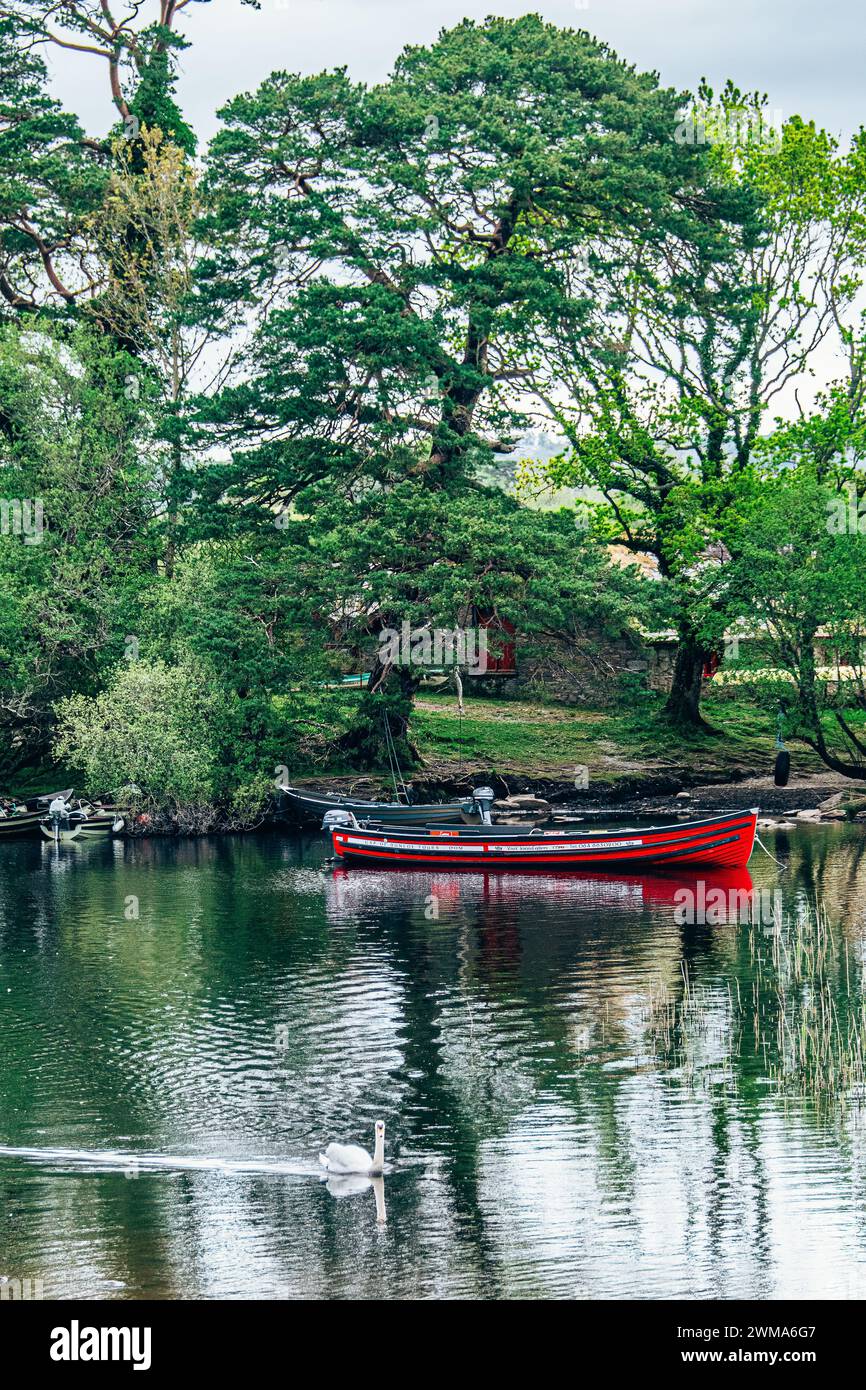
[754,832,787,869]
[382,711,409,803]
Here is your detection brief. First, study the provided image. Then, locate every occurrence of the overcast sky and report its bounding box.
[43,0,865,147]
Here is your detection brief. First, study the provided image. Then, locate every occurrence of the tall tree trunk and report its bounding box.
[797,637,866,779]
[664,627,711,727]
[164,333,183,579]
[338,659,421,770]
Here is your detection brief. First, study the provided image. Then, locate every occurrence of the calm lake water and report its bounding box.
[3,819,866,1300]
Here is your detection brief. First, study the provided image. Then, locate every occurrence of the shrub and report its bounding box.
[53,659,222,806]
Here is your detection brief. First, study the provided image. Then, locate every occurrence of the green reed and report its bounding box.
[643,899,866,1107]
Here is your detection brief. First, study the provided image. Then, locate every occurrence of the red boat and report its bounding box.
[325,805,759,871]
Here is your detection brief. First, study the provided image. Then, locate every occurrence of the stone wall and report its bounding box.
[485,631,651,704]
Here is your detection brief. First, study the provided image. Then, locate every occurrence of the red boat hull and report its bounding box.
[330,809,758,871]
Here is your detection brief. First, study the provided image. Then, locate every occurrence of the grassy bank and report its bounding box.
[280,686,829,801]
[407,688,823,791]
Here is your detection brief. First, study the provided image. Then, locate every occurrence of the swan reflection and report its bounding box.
[324,1173,387,1224]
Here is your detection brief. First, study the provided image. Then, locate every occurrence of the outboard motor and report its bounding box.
[469,786,495,827]
[47,796,70,843]
[322,808,358,834]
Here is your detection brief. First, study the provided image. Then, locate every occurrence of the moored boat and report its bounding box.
[0,788,75,838]
[324,795,759,872]
[39,819,83,843]
[0,806,45,837]
[280,785,466,826]
[69,805,126,839]
[39,799,125,842]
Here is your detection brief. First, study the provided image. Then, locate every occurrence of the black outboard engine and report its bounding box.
[469,786,495,826]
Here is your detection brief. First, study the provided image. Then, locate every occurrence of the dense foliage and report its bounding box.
[2,8,866,816]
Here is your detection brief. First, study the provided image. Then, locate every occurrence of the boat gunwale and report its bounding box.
[281,787,460,813]
[337,808,760,842]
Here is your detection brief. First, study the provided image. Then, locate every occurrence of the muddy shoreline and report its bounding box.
[11,767,856,839]
[288,766,864,825]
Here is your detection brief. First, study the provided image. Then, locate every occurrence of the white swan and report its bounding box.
[319,1120,385,1176]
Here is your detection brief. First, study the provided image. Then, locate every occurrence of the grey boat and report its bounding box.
[279,786,466,827]
[40,799,126,843]
[0,788,75,838]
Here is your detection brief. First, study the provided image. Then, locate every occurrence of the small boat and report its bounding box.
[0,788,75,838]
[69,803,126,838]
[39,819,83,843]
[279,785,466,827]
[39,799,125,842]
[323,791,758,871]
[0,805,45,837]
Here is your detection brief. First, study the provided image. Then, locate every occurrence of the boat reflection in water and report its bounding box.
[326,861,756,926]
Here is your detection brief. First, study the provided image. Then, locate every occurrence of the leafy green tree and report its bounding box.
[53,659,220,803]
[525,91,866,725]
[0,1,203,150]
[720,469,866,778]
[1,1,246,585]
[86,125,232,569]
[0,2,222,329]
[0,322,159,777]
[51,655,281,828]
[187,15,729,757]
[0,18,105,312]
[198,15,738,498]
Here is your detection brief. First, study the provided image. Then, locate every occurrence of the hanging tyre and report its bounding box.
[774,749,790,787]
